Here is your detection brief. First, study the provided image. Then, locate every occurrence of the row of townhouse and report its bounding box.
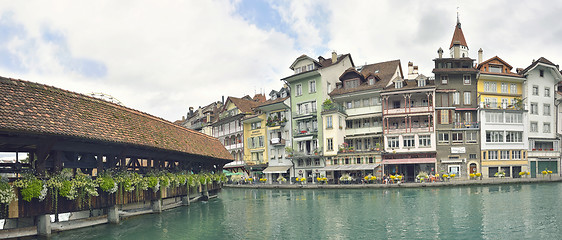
[181,17,562,182]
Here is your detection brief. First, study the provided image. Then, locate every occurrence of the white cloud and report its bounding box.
[1,0,562,123]
[0,0,298,121]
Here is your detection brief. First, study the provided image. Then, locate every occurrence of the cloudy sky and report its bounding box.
[1,0,561,123]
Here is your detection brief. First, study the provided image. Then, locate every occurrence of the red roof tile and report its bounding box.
[0,76,233,161]
[449,22,468,49]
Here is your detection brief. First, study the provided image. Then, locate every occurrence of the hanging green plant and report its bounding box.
[13,174,47,202]
[0,176,16,205]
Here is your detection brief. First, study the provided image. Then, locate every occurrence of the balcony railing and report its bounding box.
[480,102,523,110]
[322,103,346,114]
[293,148,322,157]
[453,122,479,129]
[294,129,318,137]
[270,138,286,146]
[293,109,317,118]
[385,105,433,115]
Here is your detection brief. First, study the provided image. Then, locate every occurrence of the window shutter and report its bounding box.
[449,110,453,123]
[437,110,441,124]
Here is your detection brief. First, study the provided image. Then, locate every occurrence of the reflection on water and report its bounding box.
[52,183,562,239]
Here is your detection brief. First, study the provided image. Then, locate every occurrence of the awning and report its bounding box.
[347,113,382,120]
[321,163,380,171]
[381,158,436,165]
[263,165,292,174]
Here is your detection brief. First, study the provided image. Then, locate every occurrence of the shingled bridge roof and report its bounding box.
[0,76,233,161]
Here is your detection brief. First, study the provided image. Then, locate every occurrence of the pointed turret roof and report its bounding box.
[449,17,468,49]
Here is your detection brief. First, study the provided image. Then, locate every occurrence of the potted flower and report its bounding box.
[339,174,353,184]
[277,176,287,184]
[316,176,328,184]
[494,170,505,178]
[416,172,429,183]
[259,178,267,184]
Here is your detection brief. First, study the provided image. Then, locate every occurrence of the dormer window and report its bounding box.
[344,79,360,89]
[307,64,314,71]
[418,79,426,87]
[489,65,502,73]
[369,77,374,85]
[295,68,302,74]
[271,94,277,100]
[395,81,403,89]
[280,91,287,98]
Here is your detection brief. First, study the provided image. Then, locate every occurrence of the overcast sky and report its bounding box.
[1,0,561,122]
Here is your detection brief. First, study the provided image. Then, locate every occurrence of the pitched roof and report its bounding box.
[521,57,559,75]
[225,96,261,114]
[477,56,513,70]
[330,60,401,96]
[0,76,233,161]
[449,21,468,49]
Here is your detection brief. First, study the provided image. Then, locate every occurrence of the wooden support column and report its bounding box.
[53,151,64,173]
[35,145,52,176]
[96,154,104,176]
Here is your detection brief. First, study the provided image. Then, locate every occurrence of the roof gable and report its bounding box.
[450,21,468,49]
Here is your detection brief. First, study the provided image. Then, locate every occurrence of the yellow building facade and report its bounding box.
[243,113,268,166]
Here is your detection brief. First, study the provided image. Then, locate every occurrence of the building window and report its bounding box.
[489,65,502,73]
[448,165,460,176]
[530,102,538,115]
[544,104,551,116]
[484,82,497,92]
[258,136,264,147]
[326,116,333,129]
[369,78,374,85]
[363,98,370,107]
[505,113,522,123]
[489,151,498,160]
[544,122,551,133]
[486,131,504,142]
[419,135,431,147]
[388,137,399,148]
[452,92,460,105]
[485,112,503,123]
[545,87,550,97]
[452,132,463,143]
[296,84,302,96]
[500,150,509,160]
[510,84,517,94]
[327,138,333,151]
[506,131,523,142]
[403,136,415,148]
[512,151,521,160]
[418,79,426,87]
[395,81,403,88]
[251,122,262,130]
[463,92,471,105]
[465,112,472,122]
[466,132,478,143]
[441,75,448,84]
[440,110,449,124]
[530,122,538,132]
[501,83,508,93]
[540,69,544,77]
[469,154,477,159]
[309,80,316,93]
[356,158,361,164]
[463,75,471,85]
[532,85,539,95]
[438,132,449,144]
[307,64,314,71]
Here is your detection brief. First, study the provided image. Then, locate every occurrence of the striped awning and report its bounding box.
[381,158,436,165]
[321,163,380,171]
[263,165,292,174]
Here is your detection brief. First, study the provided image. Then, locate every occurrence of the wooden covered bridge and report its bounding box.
[0,76,233,237]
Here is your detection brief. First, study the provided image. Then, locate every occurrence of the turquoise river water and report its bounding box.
[52,182,562,239]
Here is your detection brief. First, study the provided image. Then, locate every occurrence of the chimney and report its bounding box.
[332,51,337,64]
[478,48,483,64]
[222,96,225,104]
[408,61,414,75]
[438,47,443,58]
[452,41,461,59]
[413,66,419,75]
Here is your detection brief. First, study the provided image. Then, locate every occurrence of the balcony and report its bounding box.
[294,129,318,137]
[322,103,346,115]
[385,105,434,115]
[270,138,286,146]
[224,143,243,150]
[528,148,560,157]
[345,105,382,116]
[480,102,523,110]
[293,148,322,157]
[293,109,317,119]
[385,124,433,134]
[346,126,383,136]
[453,122,479,129]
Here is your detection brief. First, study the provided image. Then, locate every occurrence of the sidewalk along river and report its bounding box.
[51,182,562,239]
